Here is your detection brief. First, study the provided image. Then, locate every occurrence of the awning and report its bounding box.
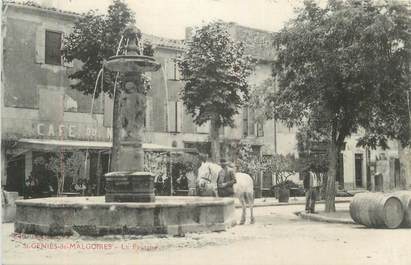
[17,138,198,153]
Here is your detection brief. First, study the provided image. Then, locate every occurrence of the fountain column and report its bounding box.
[104,25,160,202]
[117,73,146,171]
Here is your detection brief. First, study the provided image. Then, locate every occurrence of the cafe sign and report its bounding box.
[34,122,112,141]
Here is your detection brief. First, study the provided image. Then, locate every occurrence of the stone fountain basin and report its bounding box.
[14,196,236,236]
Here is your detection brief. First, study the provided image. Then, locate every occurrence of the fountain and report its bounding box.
[14,26,236,236]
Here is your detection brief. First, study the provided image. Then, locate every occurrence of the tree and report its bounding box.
[177,21,254,162]
[62,0,154,171]
[269,0,409,212]
[236,144,263,176]
[47,151,86,195]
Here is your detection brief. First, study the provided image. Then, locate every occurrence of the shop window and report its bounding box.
[45,30,62,65]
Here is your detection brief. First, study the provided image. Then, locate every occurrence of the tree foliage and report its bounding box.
[268,0,409,211]
[177,21,254,128]
[265,154,298,185]
[177,21,254,162]
[248,78,277,123]
[236,144,263,175]
[272,0,409,147]
[62,0,154,97]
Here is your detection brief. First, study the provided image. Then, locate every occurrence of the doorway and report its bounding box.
[394,158,400,188]
[6,154,25,195]
[355,154,363,188]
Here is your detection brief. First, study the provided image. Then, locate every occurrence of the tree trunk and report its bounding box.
[210,117,220,163]
[110,88,121,172]
[325,127,338,212]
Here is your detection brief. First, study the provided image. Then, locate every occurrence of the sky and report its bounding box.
[36,0,306,39]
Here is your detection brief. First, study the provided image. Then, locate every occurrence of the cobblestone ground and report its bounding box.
[2,203,410,265]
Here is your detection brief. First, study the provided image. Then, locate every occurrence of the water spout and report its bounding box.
[90,68,103,116]
[116,35,124,56]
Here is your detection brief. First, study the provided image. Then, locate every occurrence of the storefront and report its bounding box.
[3,136,198,197]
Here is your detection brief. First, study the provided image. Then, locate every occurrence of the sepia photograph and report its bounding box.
[0,0,410,264]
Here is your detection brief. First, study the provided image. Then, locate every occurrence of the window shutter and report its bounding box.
[145,96,153,131]
[175,61,181,80]
[176,101,183,132]
[167,101,176,132]
[35,25,45,64]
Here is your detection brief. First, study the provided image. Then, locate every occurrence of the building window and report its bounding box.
[167,59,181,80]
[243,107,257,137]
[45,31,62,65]
[257,122,264,137]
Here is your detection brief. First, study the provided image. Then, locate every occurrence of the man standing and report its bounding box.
[217,159,236,197]
[304,171,317,213]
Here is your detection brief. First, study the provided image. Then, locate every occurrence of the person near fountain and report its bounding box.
[177,173,188,191]
[155,175,164,195]
[217,159,237,197]
[74,179,87,196]
[163,175,172,195]
[24,172,38,199]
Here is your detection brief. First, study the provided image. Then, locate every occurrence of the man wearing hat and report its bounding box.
[217,158,237,197]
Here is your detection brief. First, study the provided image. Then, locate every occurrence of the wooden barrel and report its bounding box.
[392,191,411,228]
[349,192,404,229]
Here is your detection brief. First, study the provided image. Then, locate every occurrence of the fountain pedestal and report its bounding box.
[105,172,155,202]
